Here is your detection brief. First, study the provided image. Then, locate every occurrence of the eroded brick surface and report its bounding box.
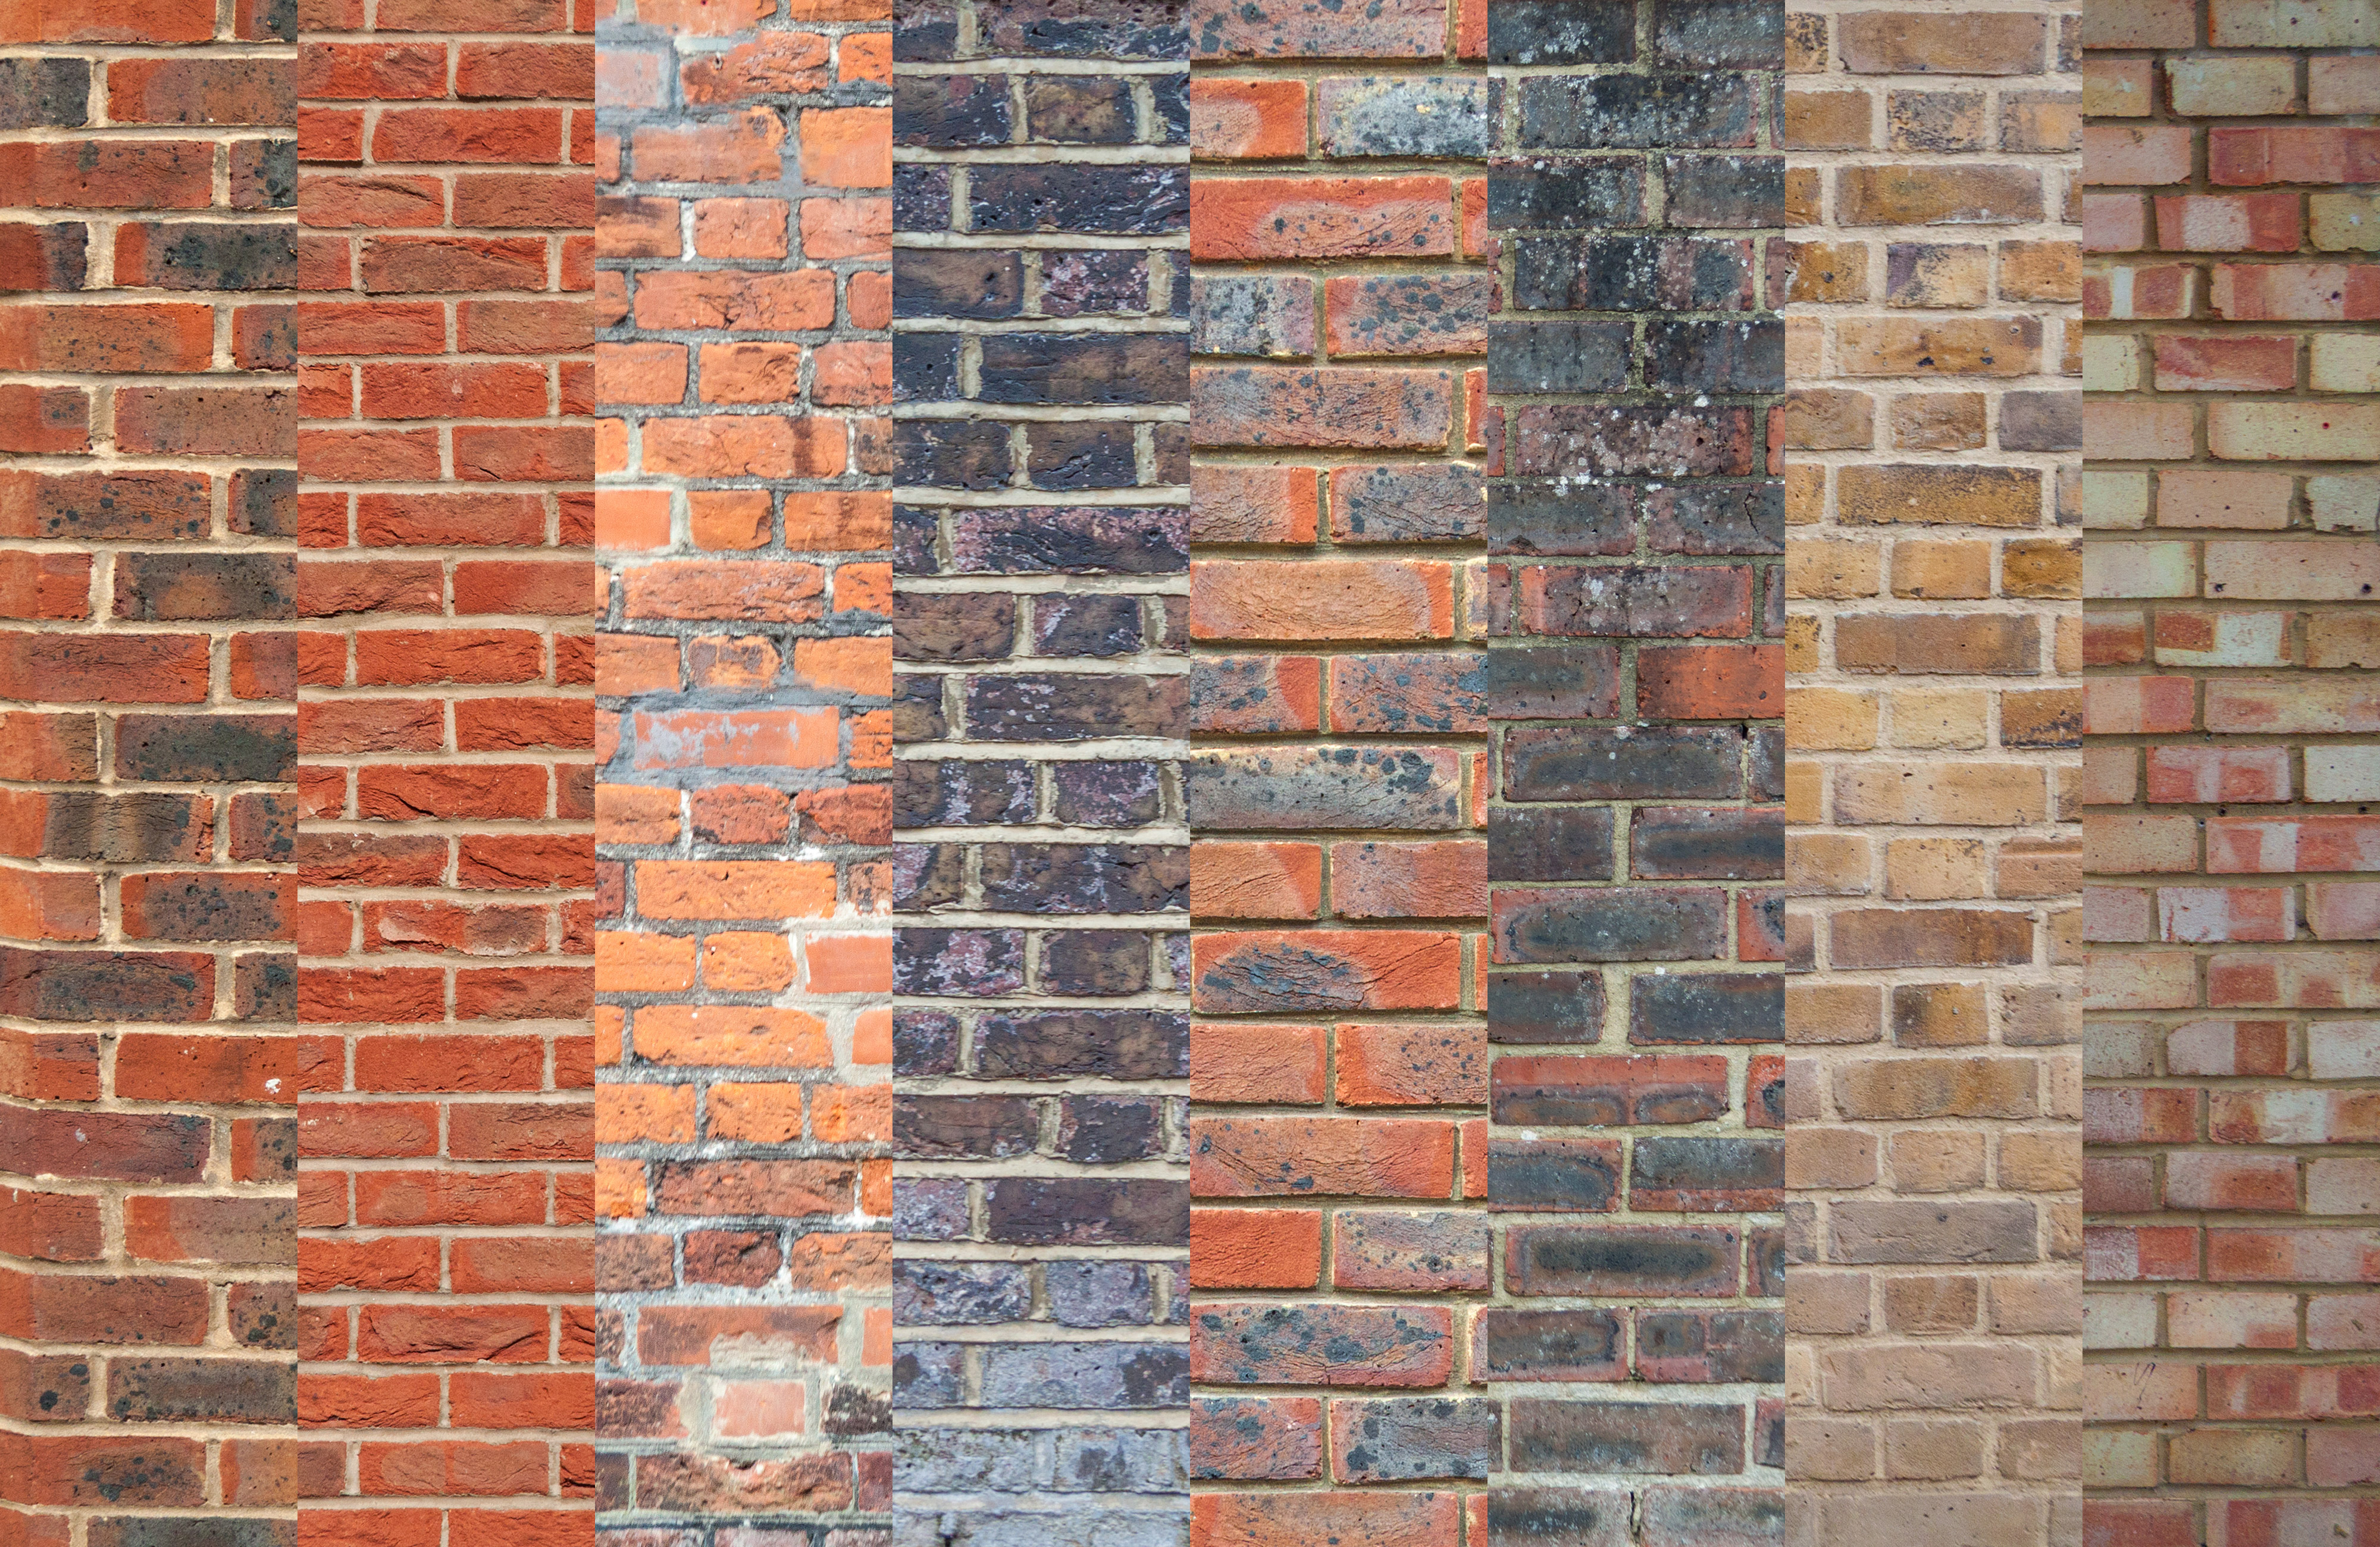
[891,2,1191,1542]
[0,2,299,1540]
[295,0,600,1540]
[1783,1,2087,1540]
[2082,0,2380,1536]
[1486,0,1789,1533]
[593,0,895,1540]
[1187,4,1492,1540]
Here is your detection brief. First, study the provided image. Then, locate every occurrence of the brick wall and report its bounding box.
[1781,2,2087,1543]
[1,1,299,1542]
[592,0,894,1540]
[1185,3,1493,1539]
[2080,0,2380,1539]
[294,0,600,1540]
[1484,0,1788,1537]
[890,3,1192,1540]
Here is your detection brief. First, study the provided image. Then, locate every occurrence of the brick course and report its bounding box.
[1485,0,1789,1534]
[295,0,600,1541]
[891,3,1192,1540]
[0,2,300,1542]
[2082,0,2380,1536]
[1186,3,1492,1539]
[1783,1,2087,1540]
[593,0,895,1541]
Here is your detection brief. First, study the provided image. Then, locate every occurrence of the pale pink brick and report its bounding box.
[2160,885,2296,944]
[2085,1359,2203,1420]
[2207,1227,2380,1284]
[2307,1292,2380,1348]
[2166,1151,2300,1210]
[2085,399,2198,461]
[2084,262,2200,320]
[2083,744,2141,806]
[2309,54,2380,114]
[2166,1018,2291,1077]
[2084,945,2203,1007]
[2086,885,2156,942]
[2152,334,2298,392]
[2208,124,2380,186]
[2203,539,2380,600]
[2307,1157,2380,1216]
[2206,679,2380,735]
[2145,745,2293,804]
[2167,1290,2301,1349]
[2209,402,2380,461]
[2208,815,2380,873]
[2207,948,2380,1009]
[2083,193,2148,253]
[2085,124,2197,185]
[2152,609,2293,669]
[2087,675,2198,732]
[2212,261,2380,321]
[2154,469,2293,528]
[2309,881,2380,941]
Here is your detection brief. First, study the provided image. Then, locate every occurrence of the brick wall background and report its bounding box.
[1781,2,2087,1543]
[294,0,599,1541]
[592,0,895,1541]
[1,1,299,1542]
[1185,3,1493,1540]
[1484,0,1788,1537]
[2080,0,2380,1539]
[891,3,1192,1542]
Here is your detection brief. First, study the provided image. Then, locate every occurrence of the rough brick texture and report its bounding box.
[1485,0,1787,1536]
[1781,2,2088,1543]
[295,0,600,1541]
[2082,0,2380,1538]
[0,2,300,1542]
[1186,4,1491,1539]
[892,4,1191,1542]
[593,1,894,1542]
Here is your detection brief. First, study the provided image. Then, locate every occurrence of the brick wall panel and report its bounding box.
[1186,5,1490,1541]
[0,2,300,1541]
[1484,0,1789,1534]
[1785,0,2087,1542]
[2082,0,2380,1537]
[593,0,895,1542]
[891,4,1192,1542]
[295,0,600,1540]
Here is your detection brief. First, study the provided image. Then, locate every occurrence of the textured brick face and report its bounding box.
[1485,0,1787,1532]
[594,0,895,1539]
[1784,1,2086,1540]
[0,3,300,1542]
[2082,0,2380,1539]
[892,2,1192,1542]
[1187,4,1491,1538]
[295,1,600,1542]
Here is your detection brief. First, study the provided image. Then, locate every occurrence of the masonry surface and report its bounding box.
[1781,2,2089,1543]
[593,0,895,1540]
[1185,2,1497,1540]
[891,3,1193,1542]
[2,2,300,1542]
[2081,0,2380,1537]
[1482,0,1790,1536]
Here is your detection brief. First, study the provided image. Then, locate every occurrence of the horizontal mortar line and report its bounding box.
[893,60,1186,76]
[890,1325,1188,1344]
[890,487,1189,504]
[890,321,1190,336]
[887,1411,1191,1429]
[895,148,1188,166]
[894,233,1191,250]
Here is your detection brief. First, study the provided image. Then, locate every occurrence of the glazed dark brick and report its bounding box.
[892,249,1024,319]
[966,165,1188,235]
